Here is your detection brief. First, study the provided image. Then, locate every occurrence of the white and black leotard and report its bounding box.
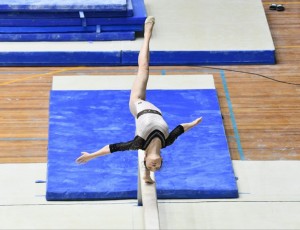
[109,100,184,153]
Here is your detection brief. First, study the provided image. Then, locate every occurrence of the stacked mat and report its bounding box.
[0,0,147,41]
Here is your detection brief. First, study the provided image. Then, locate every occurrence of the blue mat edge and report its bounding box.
[0,25,143,33]
[0,31,135,41]
[46,190,137,201]
[0,51,122,65]
[122,50,276,65]
[0,50,276,66]
[46,189,239,201]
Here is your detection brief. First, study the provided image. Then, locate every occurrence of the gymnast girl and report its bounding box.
[76,16,202,183]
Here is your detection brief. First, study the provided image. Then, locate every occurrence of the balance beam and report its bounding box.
[138,150,160,230]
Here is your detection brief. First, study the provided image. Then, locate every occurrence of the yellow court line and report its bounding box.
[264,2,300,4]
[0,66,86,86]
[277,45,300,48]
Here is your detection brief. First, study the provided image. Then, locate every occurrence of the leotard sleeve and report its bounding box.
[165,125,184,147]
[109,136,145,153]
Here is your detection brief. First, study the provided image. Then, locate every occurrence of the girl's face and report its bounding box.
[144,156,163,172]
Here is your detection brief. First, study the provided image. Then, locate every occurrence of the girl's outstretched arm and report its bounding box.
[181,117,202,132]
[76,144,111,164]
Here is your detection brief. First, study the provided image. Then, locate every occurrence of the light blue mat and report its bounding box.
[46,90,238,201]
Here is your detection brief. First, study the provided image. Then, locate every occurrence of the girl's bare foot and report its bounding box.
[144,16,155,38]
[143,175,155,184]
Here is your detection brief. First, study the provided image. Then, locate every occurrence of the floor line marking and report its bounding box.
[0,66,85,86]
[277,46,300,49]
[220,70,245,160]
[263,2,300,4]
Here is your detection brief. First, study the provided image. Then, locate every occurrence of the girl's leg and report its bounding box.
[129,16,155,116]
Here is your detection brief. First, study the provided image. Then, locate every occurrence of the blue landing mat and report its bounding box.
[0,0,127,12]
[46,90,238,201]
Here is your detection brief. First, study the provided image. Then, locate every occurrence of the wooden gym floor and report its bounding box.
[0,0,299,163]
